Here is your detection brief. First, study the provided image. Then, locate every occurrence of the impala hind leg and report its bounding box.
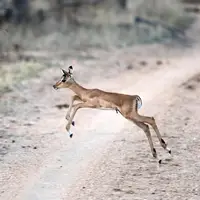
[133,121,158,158]
[121,109,158,158]
[134,114,171,154]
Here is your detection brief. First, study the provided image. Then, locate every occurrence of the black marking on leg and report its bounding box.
[169,149,171,154]
[153,148,157,158]
[72,121,75,126]
[159,159,162,164]
[161,138,166,145]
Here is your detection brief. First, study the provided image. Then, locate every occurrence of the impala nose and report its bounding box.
[53,85,57,89]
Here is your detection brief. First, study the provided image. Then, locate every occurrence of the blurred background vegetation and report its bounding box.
[0,0,199,50]
[0,0,200,94]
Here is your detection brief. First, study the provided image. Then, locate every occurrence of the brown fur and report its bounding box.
[53,67,171,160]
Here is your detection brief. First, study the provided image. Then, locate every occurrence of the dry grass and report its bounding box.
[134,0,192,26]
[0,0,197,94]
[0,61,45,93]
[0,0,196,50]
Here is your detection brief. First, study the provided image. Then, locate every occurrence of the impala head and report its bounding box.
[53,66,74,90]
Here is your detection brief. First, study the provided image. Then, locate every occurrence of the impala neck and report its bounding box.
[68,78,87,97]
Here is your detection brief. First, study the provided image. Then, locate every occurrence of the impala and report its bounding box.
[53,66,171,161]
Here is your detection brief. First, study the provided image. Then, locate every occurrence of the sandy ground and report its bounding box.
[0,45,200,200]
[67,64,200,200]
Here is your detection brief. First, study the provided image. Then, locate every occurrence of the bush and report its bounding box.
[0,0,197,52]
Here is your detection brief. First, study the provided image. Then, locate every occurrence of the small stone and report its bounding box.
[186,84,195,90]
[24,122,34,126]
[139,61,147,66]
[127,64,133,70]
[156,60,162,65]
[10,119,16,123]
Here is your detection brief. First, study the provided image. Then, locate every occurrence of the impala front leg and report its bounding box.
[66,102,95,138]
[66,95,81,126]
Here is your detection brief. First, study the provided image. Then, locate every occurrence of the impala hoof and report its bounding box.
[69,133,73,138]
[166,147,171,154]
[72,121,75,126]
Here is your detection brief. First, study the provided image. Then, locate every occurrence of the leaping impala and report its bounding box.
[53,66,171,160]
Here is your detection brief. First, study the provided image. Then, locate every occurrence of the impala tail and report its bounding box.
[136,95,142,110]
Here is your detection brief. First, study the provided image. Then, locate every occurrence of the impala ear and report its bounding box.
[61,68,68,75]
[68,66,73,75]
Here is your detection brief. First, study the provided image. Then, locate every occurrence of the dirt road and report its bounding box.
[0,46,200,200]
